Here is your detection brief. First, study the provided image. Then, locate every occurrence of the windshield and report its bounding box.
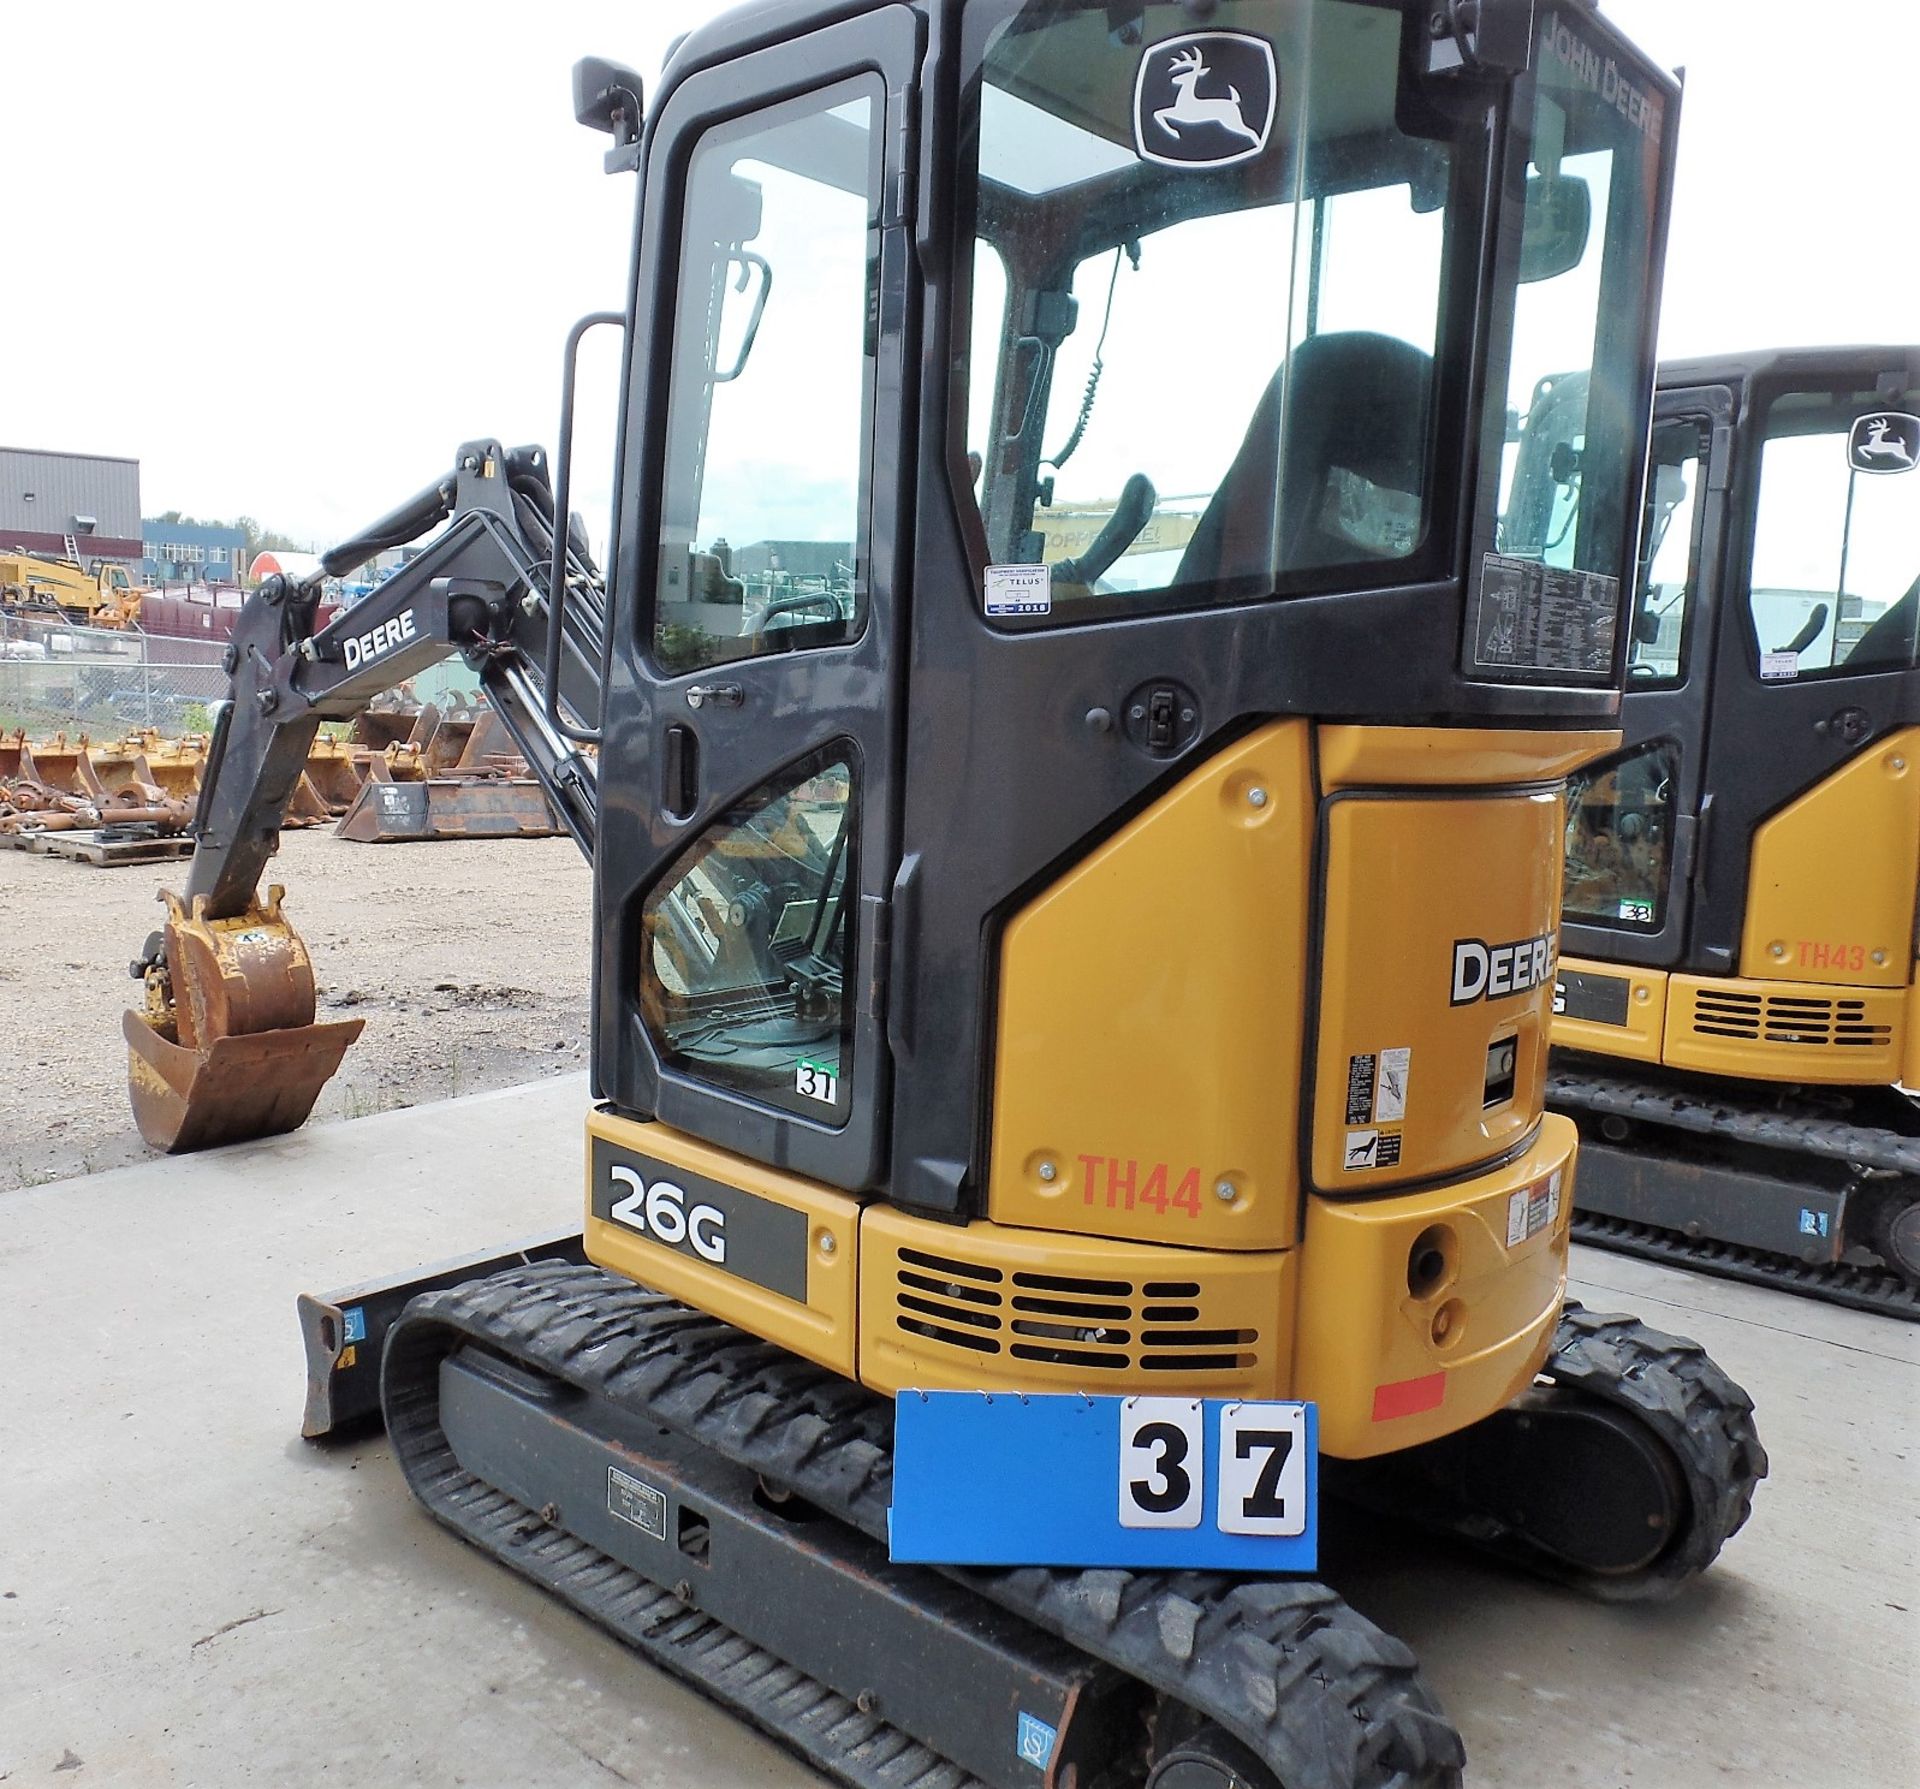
[957,1,1671,647]
[1745,386,1919,679]
[959,0,1461,619]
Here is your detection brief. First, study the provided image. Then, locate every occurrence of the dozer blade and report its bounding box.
[124,1007,364,1152]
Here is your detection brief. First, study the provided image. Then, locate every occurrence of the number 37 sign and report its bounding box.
[889,1392,1317,1571]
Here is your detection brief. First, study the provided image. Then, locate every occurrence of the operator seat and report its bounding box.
[1175,330,1433,588]
[1843,574,1918,669]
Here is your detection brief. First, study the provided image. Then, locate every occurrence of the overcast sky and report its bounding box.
[5,1,1915,546]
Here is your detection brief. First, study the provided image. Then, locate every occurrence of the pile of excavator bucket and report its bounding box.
[1,698,564,855]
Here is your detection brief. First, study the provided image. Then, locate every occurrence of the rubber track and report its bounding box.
[1551,1067,1920,1313]
[1537,1304,1767,1602]
[1571,1210,1920,1322]
[1334,1304,1767,1606]
[385,1262,1466,1789]
[1549,1068,1920,1176]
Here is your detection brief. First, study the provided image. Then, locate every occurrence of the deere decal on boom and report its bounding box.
[127,6,1769,1786]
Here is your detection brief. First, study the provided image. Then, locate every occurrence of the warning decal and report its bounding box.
[1345,1053,1377,1126]
[1344,1129,1403,1172]
[1374,1047,1409,1123]
[1468,553,1618,683]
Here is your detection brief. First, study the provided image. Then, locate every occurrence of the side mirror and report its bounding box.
[572,56,645,173]
[1519,172,1592,283]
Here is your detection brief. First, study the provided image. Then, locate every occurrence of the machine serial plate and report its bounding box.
[889,1392,1317,1571]
[607,1465,668,1539]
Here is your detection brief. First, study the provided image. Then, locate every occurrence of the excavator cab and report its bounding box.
[128,7,1773,1784]
[1550,346,1920,1297]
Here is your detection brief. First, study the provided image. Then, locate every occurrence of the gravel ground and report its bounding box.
[0,828,592,1192]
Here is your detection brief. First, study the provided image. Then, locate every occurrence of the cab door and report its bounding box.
[593,10,923,1191]
[1561,382,1732,968]
[1688,359,1920,976]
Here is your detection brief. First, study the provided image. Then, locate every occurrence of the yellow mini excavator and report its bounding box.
[125,5,1767,1784]
[1544,347,1920,1316]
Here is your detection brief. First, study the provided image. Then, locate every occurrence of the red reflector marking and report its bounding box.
[1371,1372,1446,1422]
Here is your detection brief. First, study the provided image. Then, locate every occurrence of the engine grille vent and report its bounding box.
[892,1249,1257,1373]
[1691,989,1894,1050]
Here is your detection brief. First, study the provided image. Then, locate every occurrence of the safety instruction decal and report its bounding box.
[1468,553,1618,683]
[1505,1170,1563,1248]
[984,563,1051,617]
[1344,1128,1402,1172]
[1374,1046,1410,1122]
[1345,1047,1409,1170]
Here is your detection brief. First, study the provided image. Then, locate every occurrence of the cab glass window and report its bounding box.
[652,82,882,675]
[641,748,856,1122]
[1563,739,1679,931]
[1493,13,1667,600]
[959,0,1459,620]
[1746,388,1919,680]
[1625,418,1707,684]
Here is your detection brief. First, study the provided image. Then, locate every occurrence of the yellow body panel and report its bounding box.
[858,1205,1296,1399]
[1550,955,1669,1062]
[1907,976,1920,1090]
[1312,788,1562,1189]
[988,721,1314,1250]
[584,1109,863,1378]
[1294,1117,1576,1459]
[1738,729,1919,988]
[1318,724,1621,789]
[1663,973,1907,1085]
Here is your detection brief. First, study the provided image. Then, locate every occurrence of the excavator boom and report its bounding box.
[125,440,600,1151]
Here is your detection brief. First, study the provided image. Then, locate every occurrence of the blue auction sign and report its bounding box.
[889,1391,1317,1572]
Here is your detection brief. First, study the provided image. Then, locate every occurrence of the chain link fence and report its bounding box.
[0,615,230,741]
[0,613,480,742]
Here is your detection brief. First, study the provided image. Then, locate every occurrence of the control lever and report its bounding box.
[1052,472,1157,590]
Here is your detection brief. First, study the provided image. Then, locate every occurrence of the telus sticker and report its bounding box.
[1848,412,1919,475]
[984,563,1051,617]
[1133,33,1277,169]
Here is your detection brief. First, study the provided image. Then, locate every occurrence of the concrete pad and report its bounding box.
[2,1081,1915,1786]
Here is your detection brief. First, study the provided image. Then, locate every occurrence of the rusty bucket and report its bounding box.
[124,884,364,1152]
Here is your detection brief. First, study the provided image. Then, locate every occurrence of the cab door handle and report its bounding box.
[662,723,700,822]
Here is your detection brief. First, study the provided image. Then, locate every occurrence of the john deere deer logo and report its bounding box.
[1134,33,1277,170]
[1849,412,1920,475]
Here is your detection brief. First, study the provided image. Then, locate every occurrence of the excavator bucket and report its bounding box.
[135,732,210,808]
[301,735,365,814]
[124,885,363,1152]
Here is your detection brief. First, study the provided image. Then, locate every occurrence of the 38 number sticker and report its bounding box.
[1119,1399,1307,1536]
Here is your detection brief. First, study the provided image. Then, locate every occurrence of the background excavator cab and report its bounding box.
[1550,346,1920,1301]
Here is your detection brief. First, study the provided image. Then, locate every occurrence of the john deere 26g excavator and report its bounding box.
[124,5,1766,1784]
[1546,347,1920,1316]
